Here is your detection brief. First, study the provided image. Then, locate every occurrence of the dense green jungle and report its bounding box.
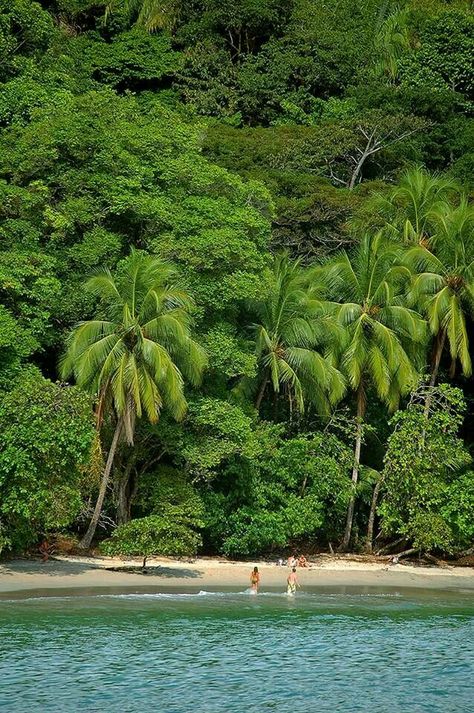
[0,0,473,562]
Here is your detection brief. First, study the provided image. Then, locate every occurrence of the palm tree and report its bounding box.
[238,254,345,417]
[405,199,474,384]
[317,233,427,550]
[61,250,206,548]
[105,0,180,31]
[362,167,459,245]
[374,8,411,83]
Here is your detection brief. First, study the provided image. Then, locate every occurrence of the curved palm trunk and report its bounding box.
[79,419,122,550]
[341,385,365,551]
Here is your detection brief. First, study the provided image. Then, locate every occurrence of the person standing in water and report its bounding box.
[287,567,299,595]
[250,566,260,592]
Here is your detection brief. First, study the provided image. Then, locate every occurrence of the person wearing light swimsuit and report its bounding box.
[287,567,299,595]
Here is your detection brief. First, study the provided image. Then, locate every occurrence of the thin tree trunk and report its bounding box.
[341,385,365,551]
[79,419,122,549]
[449,356,456,379]
[348,153,370,190]
[116,480,127,526]
[429,330,446,388]
[423,330,446,423]
[365,476,383,553]
[255,375,268,411]
[116,460,134,525]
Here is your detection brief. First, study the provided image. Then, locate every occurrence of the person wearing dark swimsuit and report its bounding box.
[250,566,260,592]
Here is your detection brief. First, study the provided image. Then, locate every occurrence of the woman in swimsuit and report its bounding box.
[287,567,299,595]
[250,566,260,592]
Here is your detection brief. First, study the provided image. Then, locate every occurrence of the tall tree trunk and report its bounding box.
[115,456,136,526]
[341,385,365,551]
[255,375,268,411]
[116,464,133,526]
[423,330,446,422]
[79,419,122,550]
[348,154,369,190]
[449,356,456,379]
[429,329,446,388]
[365,477,383,553]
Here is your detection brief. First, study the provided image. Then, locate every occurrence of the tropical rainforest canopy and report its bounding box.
[0,0,473,559]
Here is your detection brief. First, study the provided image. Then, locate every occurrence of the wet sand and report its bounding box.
[1,555,473,597]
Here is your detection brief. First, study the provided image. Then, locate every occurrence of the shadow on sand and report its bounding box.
[0,558,201,580]
[105,565,201,578]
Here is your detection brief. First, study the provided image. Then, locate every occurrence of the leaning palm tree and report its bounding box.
[237,254,345,417]
[105,0,181,31]
[405,199,474,384]
[61,250,207,548]
[361,167,459,245]
[316,233,427,550]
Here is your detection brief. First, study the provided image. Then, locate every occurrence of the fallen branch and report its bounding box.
[395,548,419,561]
[423,552,450,568]
[458,546,474,557]
[375,536,408,556]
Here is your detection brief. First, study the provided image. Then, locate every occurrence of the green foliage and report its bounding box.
[315,232,427,411]
[203,124,362,258]
[399,9,474,101]
[61,250,207,437]
[0,0,55,81]
[238,253,345,414]
[404,199,474,377]
[380,384,474,552]
[0,0,472,559]
[0,89,273,320]
[156,397,256,475]
[0,305,36,387]
[67,29,182,89]
[0,371,96,553]
[0,249,61,349]
[136,465,204,522]
[202,323,257,381]
[101,514,202,558]
[203,430,353,556]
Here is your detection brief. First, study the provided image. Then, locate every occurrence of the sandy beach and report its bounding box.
[1,555,473,597]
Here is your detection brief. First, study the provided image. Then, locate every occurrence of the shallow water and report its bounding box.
[0,587,473,712]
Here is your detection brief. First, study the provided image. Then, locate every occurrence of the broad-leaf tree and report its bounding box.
[380,384,473,554]
[61,250,207,548]
[316,233,427,549]
[0,370,96,555]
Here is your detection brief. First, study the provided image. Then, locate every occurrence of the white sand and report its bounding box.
[1,554,473,596]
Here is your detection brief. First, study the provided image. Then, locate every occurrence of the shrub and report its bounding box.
[101,515,202,567]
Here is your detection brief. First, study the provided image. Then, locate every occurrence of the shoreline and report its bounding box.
[1,555,474,598]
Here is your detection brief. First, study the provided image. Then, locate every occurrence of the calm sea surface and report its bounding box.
[0,586,473,712]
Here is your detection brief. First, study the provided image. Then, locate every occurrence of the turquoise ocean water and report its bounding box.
[0,586,473,712]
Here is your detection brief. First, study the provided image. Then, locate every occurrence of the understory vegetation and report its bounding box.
[0,0,473,561]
